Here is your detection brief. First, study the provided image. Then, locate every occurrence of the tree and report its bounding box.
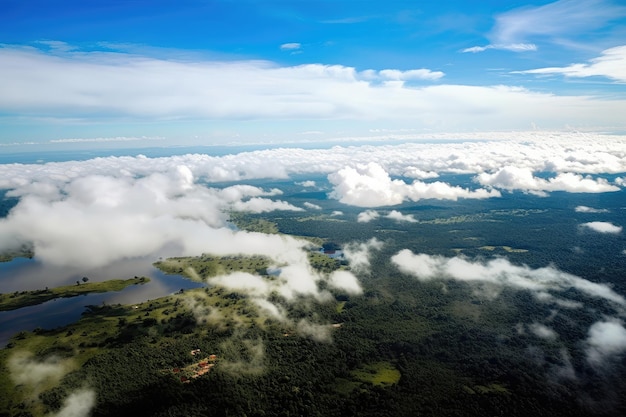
[82,276,89,283]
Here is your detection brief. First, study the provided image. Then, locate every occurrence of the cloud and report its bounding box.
[529,323,558,340]
[297,180,316,188]
[585,319,626,366]
[304,202,322,210]
[231,197,304,213]
[476,166,619,194]
[377,69,444,81]
[342,238,384,275]
[2,45,626,131]
[462,43,537,53]
[8,351,73,392]
[48,389,97,417]
[575,206,609,213]
[329,162,499,207]
[327,270,363,295]
[357,210,380,223]
[280,43,301,51]
[391,250,626,306]
[581,221,622,234]
[517,45,626,82]
[386,210,418,223]
[488,0,625,48]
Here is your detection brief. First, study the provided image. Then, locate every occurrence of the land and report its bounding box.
[0,277,149,311]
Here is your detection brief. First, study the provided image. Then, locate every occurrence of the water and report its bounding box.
[0,257,204,346]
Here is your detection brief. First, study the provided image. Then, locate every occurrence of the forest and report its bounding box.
[1,180,625,417]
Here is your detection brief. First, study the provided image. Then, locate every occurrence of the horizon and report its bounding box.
[1,0,626,149]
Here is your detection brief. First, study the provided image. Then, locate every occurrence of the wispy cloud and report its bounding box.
[464,0,626,53]
[515,45,626,82]
[280,42,301,51]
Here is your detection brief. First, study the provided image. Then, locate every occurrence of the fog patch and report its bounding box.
[585,319,626,366]
[8,351,74,397]
[47,388,96,417]
[342,238,384,275]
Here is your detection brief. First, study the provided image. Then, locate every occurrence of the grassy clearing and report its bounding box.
[155,255,271,282]
[0,277,150,311]
[351,361,401,386]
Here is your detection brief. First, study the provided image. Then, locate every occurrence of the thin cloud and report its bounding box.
[575,206,609,213]
[489,0,625,48]
[280,43,301,51]
[516,45,626,82]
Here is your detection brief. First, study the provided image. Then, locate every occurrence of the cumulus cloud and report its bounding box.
[581,222,622,234]
[575,206,609,213]
[329,162,499,207]
[327,270,363,295]
[476,166,619,194]
[585,319,626,366]
[304,202,322,210]
[391,250,626,306]
[357,210,380,223]
[297,180,316,188]
[386,210,418,223]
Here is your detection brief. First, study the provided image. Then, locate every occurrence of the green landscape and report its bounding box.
[1,196,625,417]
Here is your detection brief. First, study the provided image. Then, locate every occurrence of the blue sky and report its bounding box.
[1,0,626,149]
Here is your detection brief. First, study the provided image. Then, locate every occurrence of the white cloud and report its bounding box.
[391,250,626,306]
[585,319,626,365]
[518,45,626,82]
[280,43,301,51]
[2,45,626,131]
[357,210,380,223]
[529,323,558,340]
[304,202,322,210]
[328,270,363,295]
[48,389,97,417]
[477,166,619,194]
[462,43,537,53]
[231,197,304,213]
[329,162,499,207]
[489,0,625,48]
[297,180,316,188]
[575,206,609,213]
[386,210,418,223]
[342,238,384,275]
[581,221,622,234]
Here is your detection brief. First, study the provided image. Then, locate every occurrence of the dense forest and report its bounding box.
[1,178,625,417]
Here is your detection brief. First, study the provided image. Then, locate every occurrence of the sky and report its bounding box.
[1,0,626,149]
